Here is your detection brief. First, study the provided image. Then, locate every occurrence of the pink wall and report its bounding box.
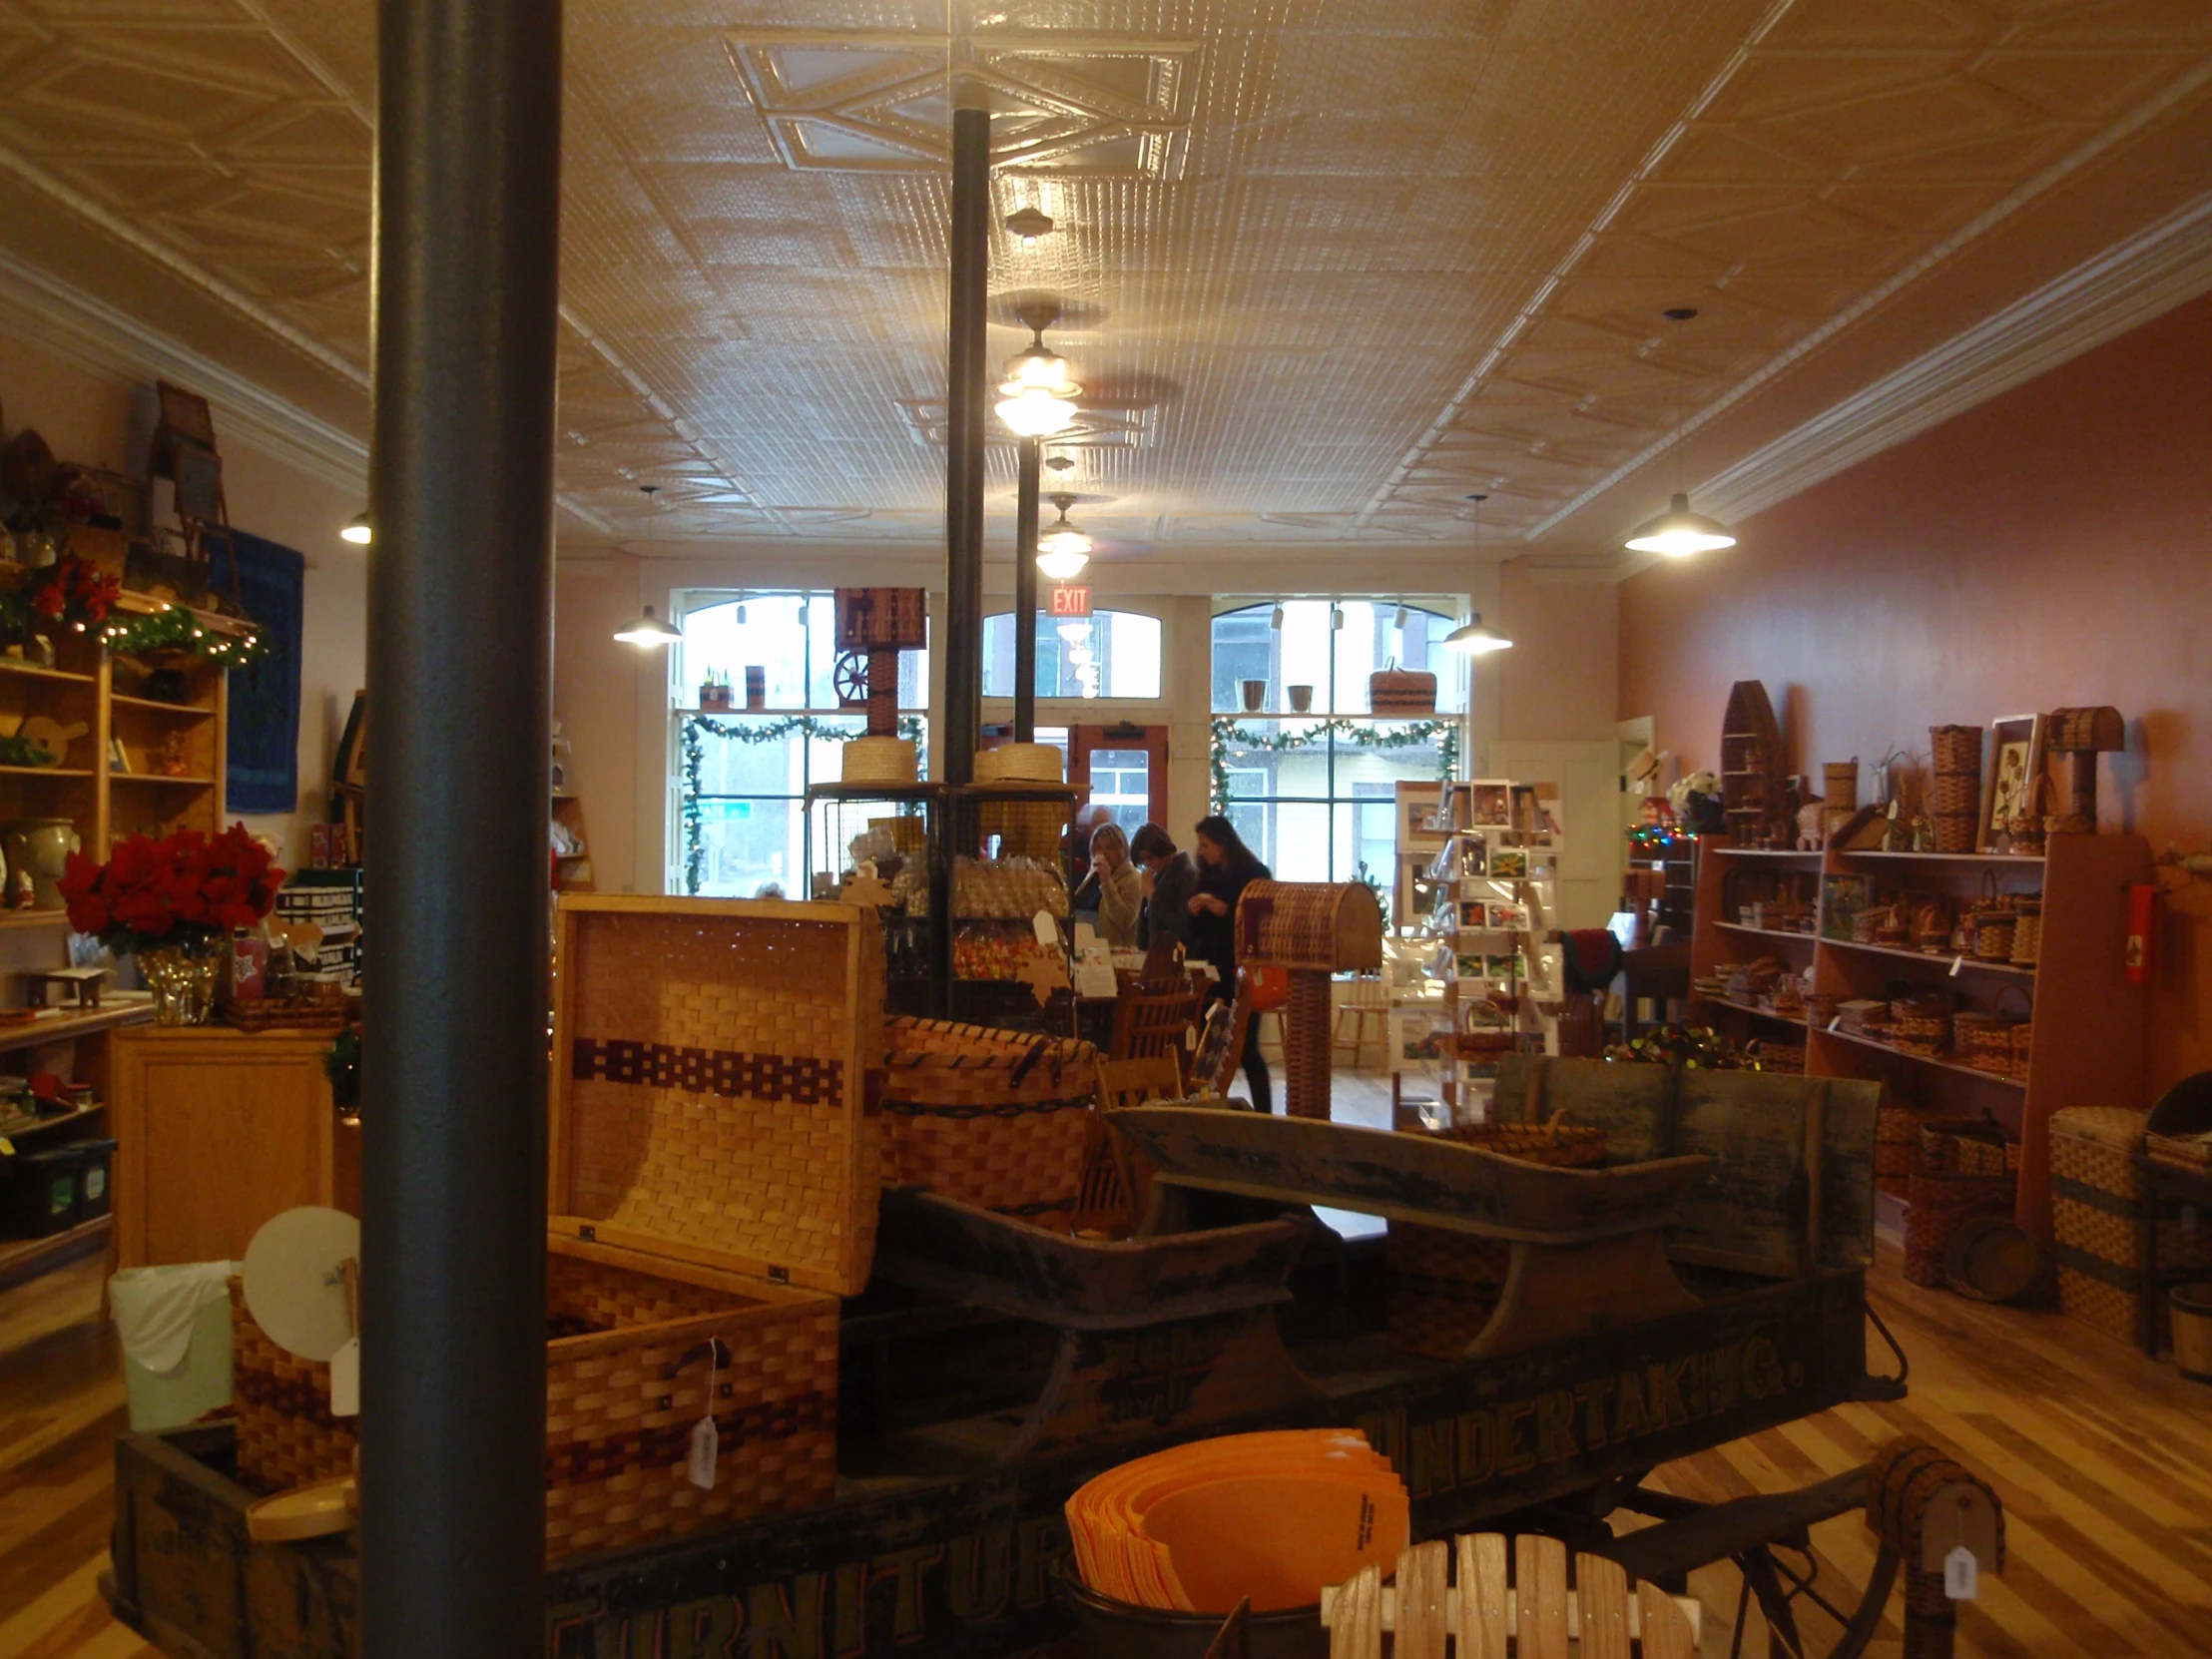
[1496,560,1619,746]
[553,555,645,892]
[1618,289,2212,1093]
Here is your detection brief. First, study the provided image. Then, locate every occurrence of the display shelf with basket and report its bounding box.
[1688,844,1822,1049]
[1686,831,2150,1246]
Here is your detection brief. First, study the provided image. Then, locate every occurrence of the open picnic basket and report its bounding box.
[234,895,888,1560]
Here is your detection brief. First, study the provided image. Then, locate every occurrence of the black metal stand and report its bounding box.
[1013,435,1039,742]
[363,0,561,1650]
[942,92,988,788]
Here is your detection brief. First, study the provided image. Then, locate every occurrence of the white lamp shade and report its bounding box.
[996,385,1080,437]
[340,511,372,545]
[1001,342,1075,392]
[1624,493,1737,556]
[1037,547,1089,580]
[614,604,683,647]
[1440,614,1512,654]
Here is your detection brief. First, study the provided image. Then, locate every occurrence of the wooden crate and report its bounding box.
[232,895,886,1560]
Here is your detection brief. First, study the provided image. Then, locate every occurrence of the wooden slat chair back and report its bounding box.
[1073,1055,1191,1237]
[1191,972,1257,1100]
[1109,982,1202,1084]
[1322,1533,1699,1659]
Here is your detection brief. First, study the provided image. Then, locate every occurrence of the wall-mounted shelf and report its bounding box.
[0,660,95,685]
[1812,1023,2027,1092]
[1715,922,1817,944]
[1823,936,2035,980]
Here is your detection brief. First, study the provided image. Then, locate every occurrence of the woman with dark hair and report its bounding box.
[1187,815,1273,1113]
[1131,822,1198,952]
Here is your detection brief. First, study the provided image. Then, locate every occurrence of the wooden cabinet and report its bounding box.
[110,1027,338,1270]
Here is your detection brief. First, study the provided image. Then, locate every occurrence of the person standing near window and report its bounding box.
[1078,822,1142,948]
[1187,815,1273,1114]
[1131,823,1198,952]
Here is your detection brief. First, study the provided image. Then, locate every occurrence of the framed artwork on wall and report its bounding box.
[1979,714,2044,852]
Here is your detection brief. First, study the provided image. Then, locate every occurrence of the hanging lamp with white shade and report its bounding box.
[1036,492,1091,579]
[613,605,682,647]
[1622,307,1737,557]
[1440,493,1512,654]
[340,510,373,546]
[995,322,1082,438]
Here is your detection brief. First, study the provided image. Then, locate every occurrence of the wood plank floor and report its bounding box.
[4,1225,2208,1654]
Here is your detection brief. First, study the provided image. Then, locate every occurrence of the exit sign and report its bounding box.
[1049,583,1092,618]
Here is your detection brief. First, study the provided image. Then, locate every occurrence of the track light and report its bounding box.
[340,510,371,546]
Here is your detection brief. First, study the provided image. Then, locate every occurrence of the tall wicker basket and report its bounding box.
[1930,726,1982,853]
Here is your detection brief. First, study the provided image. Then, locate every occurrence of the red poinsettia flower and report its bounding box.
[63,824,286,953]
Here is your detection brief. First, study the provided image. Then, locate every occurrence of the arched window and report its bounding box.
[982,609,1162,700]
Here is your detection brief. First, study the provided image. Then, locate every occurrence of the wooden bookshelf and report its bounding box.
[1690,832,2150,1243]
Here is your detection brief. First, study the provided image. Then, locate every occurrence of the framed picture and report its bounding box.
[1483,953,1519,982]
[1488,900,1532,930]
[1979,714,2044,851]
[1489,846,1529,879]
[1468,781,1511,828]
[1398,780,1449,849]
[1458,899,1489,930]
[1820,873,1870,941]
[1456,835,1488,877]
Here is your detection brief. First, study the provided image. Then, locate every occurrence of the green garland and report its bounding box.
[681,713,925,894]
[1208,716,1460,812]
[99,605,268,666]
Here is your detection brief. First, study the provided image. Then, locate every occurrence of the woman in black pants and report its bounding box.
[1185,815,1273,1114]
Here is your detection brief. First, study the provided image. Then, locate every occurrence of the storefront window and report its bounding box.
[674,592,927,896]
[983,610,1163,699]
[1209,601,1463,893]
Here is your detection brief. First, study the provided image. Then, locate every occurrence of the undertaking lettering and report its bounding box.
[1359,1336,1800,1501]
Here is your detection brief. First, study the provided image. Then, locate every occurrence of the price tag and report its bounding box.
[1950,955,1965,977]
[687,1416,719,1490]
[1943,1545,1977,1601]
[1827,1016,1843,1033]
[1032,909,1060,949]
[328,1337,360,1416]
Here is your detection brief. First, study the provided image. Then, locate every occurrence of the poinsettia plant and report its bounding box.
[35,549,123,631]
[61,825,285,954]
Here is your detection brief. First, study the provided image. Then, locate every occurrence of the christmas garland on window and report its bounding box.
[680,713,925,894]
[1208,716,1460,812]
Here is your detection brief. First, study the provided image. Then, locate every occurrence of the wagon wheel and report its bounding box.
[1723,1539,1899,1659]
[832,650,870,709]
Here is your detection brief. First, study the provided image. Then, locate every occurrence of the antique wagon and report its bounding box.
[108,1055,1919,1659]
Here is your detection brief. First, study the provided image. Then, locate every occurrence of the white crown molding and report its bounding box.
[1694,191,2212,528]
[0,251,370,491]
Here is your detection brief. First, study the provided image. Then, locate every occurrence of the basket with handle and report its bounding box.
[1930,725,1982,851]
[2008,896,2042,968]
[1956,984,2030,1077]
[1969,871,2014,962]
[879,1017,1099,1221]
[1904,1168,2015,1286]
[2005,774,2050,856]
[1888,986,1953,1055]
[1386,1111,1605,1359]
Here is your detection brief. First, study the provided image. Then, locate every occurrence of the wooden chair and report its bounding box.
[1074,1055,1189,1237]
[1322,1533,1700,1659]
[1191,970,1256,1100]
[1109,980,1201,1084]
[1332,969,1389,1070]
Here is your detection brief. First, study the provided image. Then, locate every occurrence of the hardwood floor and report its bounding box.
[4,1209,2208,1656]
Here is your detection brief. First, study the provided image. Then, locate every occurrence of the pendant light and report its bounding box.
[614,605,682,647]
[995,321,1082,439]
[1036,492,1091,579]
[1623,308,1736,557]
[1441,494,1513,654]
[340,510,372,546]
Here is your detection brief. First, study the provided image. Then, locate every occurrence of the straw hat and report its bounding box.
[841,737,918,786]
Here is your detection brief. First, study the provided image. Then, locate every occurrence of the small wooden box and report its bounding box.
[232,895,887,1560]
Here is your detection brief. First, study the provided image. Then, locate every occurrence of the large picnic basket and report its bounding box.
[232,896,887,1561]
[880,1017,1099,1220]
[2050,1105,2212,1345]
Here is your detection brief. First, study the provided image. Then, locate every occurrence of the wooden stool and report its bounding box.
[1332,972,1389,1069]
[23,966,105,1010]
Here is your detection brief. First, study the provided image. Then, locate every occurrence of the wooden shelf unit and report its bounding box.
[0,634,228,916]
[1690,832,2150,1242]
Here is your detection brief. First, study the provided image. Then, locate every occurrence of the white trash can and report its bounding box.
[110,1261,238,1432]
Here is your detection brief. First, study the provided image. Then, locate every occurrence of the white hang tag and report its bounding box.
[1943,1545,1977,1601]
[1950,955,1964,977]
[1032,909,1059,948]
[687,1415,718,1490]
[328,1337,361,1417]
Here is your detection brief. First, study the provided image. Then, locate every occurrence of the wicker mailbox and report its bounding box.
[1236,880,1384,1121]
[232,895,887,1561]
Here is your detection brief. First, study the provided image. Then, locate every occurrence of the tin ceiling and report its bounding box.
[0,0,2208,564]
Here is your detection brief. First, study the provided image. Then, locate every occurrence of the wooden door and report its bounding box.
[1069,724,1169,833]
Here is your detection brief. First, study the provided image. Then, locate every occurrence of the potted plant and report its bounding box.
[60,825,284,1025]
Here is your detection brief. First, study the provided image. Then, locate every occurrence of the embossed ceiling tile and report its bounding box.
[74,23,328,97]
[1836,121,2085,184]
[1989,0,2212,48]
[219,103,371,164]
[565,22,781,167]
[13,57,273,144]
[1622,202,1919,274]
[643,163,861,265]
[1970,47,2202,125]
[1755,0,1982,51]
[1745,77,2038,170]
[1647,121,1831,185]
[40,156,233,213]
[830,173,949,268]
[18,0,246,21]
[1817,181,2008,241]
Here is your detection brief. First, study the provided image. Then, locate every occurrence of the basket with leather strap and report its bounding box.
[879,1017,1099,1221]
[1904,1169,2015,1287]
[2051,1106,2212,1344]
[1930,725,1982,851]
[1386,1114,1604,1358]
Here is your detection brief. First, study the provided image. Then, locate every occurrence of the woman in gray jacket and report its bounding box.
[1130,822,1199,951]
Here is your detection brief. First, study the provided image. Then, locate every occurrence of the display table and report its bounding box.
[109,1025,346,1271]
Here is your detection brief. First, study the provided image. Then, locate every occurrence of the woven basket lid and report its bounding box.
[841,737,918,786]
[974,742,1063,784]
[2049,1105,2146,1149]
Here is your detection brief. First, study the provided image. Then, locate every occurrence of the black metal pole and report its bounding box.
[363,0,560,1649]
[1013,436,1039,742]
[942,90,989,786]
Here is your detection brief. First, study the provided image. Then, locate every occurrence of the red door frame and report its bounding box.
[1068,723,1170,828]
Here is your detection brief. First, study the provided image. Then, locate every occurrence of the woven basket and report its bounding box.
[973,743,1063,784]
[880,1017,1098,1220]
[232,1250,838,1560]
[1904,1170,2015,1288]
[2044,812,2093,837]
[1823,761,1859,814]
[1889,990,1952,1056]
[1920,1119,2015,1178]
[2009,903,2042,968]
[1973,915,2016,961]
[1386,1118,1603,1358]
[2005,776,2050,856]
[2051,1106,2212,1345]
[1931,723,1982,852]
[1877,1103,1919,1192]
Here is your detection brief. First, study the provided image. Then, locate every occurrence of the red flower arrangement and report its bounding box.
[61,825,285,953]
[33,551,123,632]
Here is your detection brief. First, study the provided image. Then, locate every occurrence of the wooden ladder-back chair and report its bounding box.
[1073,1055,1189,1237]
[1191,969,1257,1100]
[1109,981,1202,1086]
